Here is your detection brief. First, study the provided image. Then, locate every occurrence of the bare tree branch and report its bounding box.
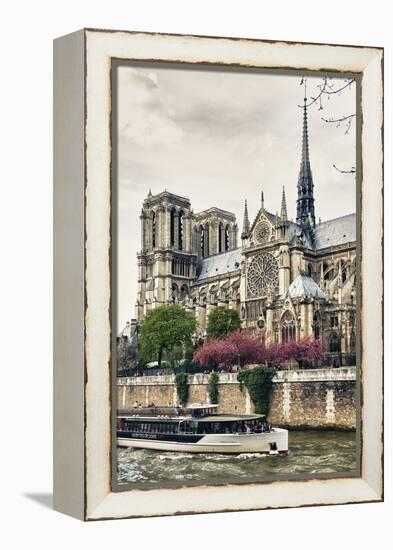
[333,164,356,175]
[321,113,356,134]
[299,77,356,112]
[300,76,357,175]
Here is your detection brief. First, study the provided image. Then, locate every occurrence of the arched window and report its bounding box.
[180,285,188,299]
[151,212,156,248]
[329,332,340,353]
[204,224,210,257]
[172,284,178,303]
[170,208,176,246]
[200,225,205,257]
[350,331,356,353]
[308,263,312,278]
[338,259,347,283]
[218,223,223,253]
[178,210,184,251]
[281,311,296,343]
[313,312,321,339]
[225,225,230,251]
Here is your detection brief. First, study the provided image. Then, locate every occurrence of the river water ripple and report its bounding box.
[117,430,357,486]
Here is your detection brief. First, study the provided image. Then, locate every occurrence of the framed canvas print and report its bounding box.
[53,29,384,520]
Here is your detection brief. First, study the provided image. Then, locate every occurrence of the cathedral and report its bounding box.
[132,98,357,366]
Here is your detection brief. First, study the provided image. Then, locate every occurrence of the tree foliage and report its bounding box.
[193,330,325,370]
[139,305,197,367]
[237,367,276,415]
[208,371,219,404]
[193,331,265,369]
[175,372,189,405]
[265,337,326,368]
[281,337,326,368]
[206,307,241,340]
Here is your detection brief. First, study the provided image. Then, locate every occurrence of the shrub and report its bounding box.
[208,371,219,404]
[237,367,276,415]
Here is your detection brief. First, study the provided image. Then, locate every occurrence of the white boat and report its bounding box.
[117,404,288,455]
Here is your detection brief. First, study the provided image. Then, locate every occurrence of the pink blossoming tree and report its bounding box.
[193,330,326,370]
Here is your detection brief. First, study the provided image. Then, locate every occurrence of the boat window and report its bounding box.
[269,442,277,451]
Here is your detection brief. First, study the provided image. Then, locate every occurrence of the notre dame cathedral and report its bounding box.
[131,99,357,366]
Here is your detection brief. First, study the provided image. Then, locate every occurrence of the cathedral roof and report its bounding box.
[287,273,326,300]
[314,213,356,250]
[194,206,236,221]
[196,248,242,281]
[287,221,314,249]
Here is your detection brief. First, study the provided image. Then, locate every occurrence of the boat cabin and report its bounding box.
[117,404,270,436]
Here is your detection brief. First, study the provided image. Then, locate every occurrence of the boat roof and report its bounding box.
[197,414,265,423]
[118,413,265,422]
[187,403,219,409]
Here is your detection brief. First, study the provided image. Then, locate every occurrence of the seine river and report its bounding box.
[117,430,357,486]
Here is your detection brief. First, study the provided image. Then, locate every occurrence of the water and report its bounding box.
[117,430,357,486]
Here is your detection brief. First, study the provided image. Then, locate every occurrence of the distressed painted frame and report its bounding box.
[53,29,383,521]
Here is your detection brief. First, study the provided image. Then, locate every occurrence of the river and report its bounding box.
[117,430,357,486]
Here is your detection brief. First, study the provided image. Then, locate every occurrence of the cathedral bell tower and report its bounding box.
[135,190,197,322]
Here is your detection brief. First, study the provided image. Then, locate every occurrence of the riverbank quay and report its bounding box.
[117,367,356,430]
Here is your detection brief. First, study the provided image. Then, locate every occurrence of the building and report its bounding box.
[132,97,357,366]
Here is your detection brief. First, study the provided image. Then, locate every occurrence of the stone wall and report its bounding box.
[268,368,356,429]
[117,367,356,430]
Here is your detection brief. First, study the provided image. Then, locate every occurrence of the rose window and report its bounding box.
[247,252,279,297]
[255,221,270,243]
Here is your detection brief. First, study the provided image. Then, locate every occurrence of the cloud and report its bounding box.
[118,67,183,148]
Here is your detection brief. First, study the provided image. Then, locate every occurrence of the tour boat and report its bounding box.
[117,404,288,455]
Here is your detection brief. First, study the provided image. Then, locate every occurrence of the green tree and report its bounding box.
[139,304,197,367]
[206,307,241,340]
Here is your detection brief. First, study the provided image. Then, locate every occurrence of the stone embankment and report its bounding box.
[117,367,357,430]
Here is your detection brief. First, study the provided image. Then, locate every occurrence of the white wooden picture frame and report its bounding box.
[53,28,383,521]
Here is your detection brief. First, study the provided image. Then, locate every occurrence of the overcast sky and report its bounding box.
[116,63,357,331]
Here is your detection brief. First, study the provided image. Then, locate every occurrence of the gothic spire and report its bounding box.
[242,199,250,237]
[280,186,288,221]
[261,190,264,209]
[296,87,316,228]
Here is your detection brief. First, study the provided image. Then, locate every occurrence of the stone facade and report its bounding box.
[117,367,356,430]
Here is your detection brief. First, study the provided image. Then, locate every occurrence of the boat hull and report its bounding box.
[118,428,288,455]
